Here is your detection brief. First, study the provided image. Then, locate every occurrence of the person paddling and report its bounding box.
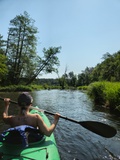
[2,92,60,137]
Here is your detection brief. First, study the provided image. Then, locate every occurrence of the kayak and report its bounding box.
[0,106,60,160]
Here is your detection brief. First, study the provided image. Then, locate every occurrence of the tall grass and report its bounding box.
[0,84,61,92]
[0,85,33,92]
[87,82,120,114]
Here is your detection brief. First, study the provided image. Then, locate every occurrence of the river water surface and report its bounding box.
[0,90,120,160]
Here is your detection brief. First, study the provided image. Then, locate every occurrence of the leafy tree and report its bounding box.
[77,67,93,86]
[90,64,101,82]
[97,52,120,81]
[26,46,61,85]
[100,53,115,81]
[6,11,38,84]
[5,11,61,85]
[0,34,8,83]
[89,51,120,82]
[67,71,77,87]
[77,73,84,86]
[0,34,6,55]
[114,51,120,81]
[57,66,68,89]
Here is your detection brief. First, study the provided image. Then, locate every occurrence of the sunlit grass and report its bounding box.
[87,81,120,113]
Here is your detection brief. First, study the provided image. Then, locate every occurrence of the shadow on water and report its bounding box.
[0,90,120,160]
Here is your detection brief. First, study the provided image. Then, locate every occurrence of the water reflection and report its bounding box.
[0,90,120,160]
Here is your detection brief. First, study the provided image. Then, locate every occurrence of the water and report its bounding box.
[0,90,120,160]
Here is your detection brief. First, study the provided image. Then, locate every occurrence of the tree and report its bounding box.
[67,71,77,87]
[77,67,93,86]
[77,73,86,86]
[90,51,120,82]
[96,52,120,81]
[6,11,38,84]
[0,34,6,55]
[26,46,61,85]
[0,34,8,83]
[5,11,61,85]
[57,66,68,89]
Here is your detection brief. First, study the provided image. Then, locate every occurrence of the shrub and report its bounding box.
[87,82,106,105]
[87,81,120,112]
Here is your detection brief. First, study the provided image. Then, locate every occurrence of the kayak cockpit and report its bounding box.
[0,125,45,147]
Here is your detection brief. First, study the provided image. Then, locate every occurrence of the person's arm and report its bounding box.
[3,98,12,124]
[37,113,60,137]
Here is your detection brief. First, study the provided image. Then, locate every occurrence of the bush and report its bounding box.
[15,85,32,91]
[104,82,120,109]
[87,82,106,105]
[87,81,120,112]
[77,86,88,90]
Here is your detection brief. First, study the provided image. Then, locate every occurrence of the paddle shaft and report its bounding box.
[44,110,80,124]
[30,106,117,138]
[0,97,17,104]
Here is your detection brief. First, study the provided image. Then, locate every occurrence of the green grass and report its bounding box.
[87,81,120,114]
[77,86,88,90]
[0,85,33,92]
[0,84,61,92]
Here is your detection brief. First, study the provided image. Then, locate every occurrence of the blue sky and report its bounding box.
[0,0,120,78]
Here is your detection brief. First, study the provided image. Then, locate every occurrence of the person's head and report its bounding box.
[18,92,33,109]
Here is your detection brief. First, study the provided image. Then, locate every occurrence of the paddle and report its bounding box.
[0,97,117,138]
[30,106,117,138]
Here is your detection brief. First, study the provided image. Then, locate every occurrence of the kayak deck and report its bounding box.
[0,106,60,160]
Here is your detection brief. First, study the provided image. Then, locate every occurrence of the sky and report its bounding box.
[0,0,120,78]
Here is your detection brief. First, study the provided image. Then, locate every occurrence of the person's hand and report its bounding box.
[54,113,60,121]
[4,98,10,107]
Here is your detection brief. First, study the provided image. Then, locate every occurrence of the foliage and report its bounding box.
[87,81,106,105]
[0,54,8,82]
[0,35,8,83]
[77,67,94,86]
[103,82,120,109]
[6,11,39,85]
[0,84,61,92]
[77,86,88,90]
[91,52,120,82]
[0,85,32,92]
[75,51,120,86]
[0,12,61,86]
[56,66,68,89]
[0,34,6,54]
[87,82,120,112]
[67,71,77,87]
[26,46,61,85]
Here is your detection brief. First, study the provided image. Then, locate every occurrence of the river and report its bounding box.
[0,90,120,160]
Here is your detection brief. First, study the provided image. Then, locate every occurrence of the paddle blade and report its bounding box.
[79,121,117,138]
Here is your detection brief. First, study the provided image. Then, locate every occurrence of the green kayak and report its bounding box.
[0,106,60,160]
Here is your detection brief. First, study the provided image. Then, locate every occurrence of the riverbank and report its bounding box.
[0,84,61,92]
[87,81,120,116]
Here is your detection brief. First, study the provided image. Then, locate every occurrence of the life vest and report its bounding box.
[0,125,44,148]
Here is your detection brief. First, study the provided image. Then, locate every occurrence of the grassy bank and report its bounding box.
[87,81,120,116]
[0,84,61,92]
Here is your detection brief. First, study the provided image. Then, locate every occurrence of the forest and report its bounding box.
[0,11,120,88]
